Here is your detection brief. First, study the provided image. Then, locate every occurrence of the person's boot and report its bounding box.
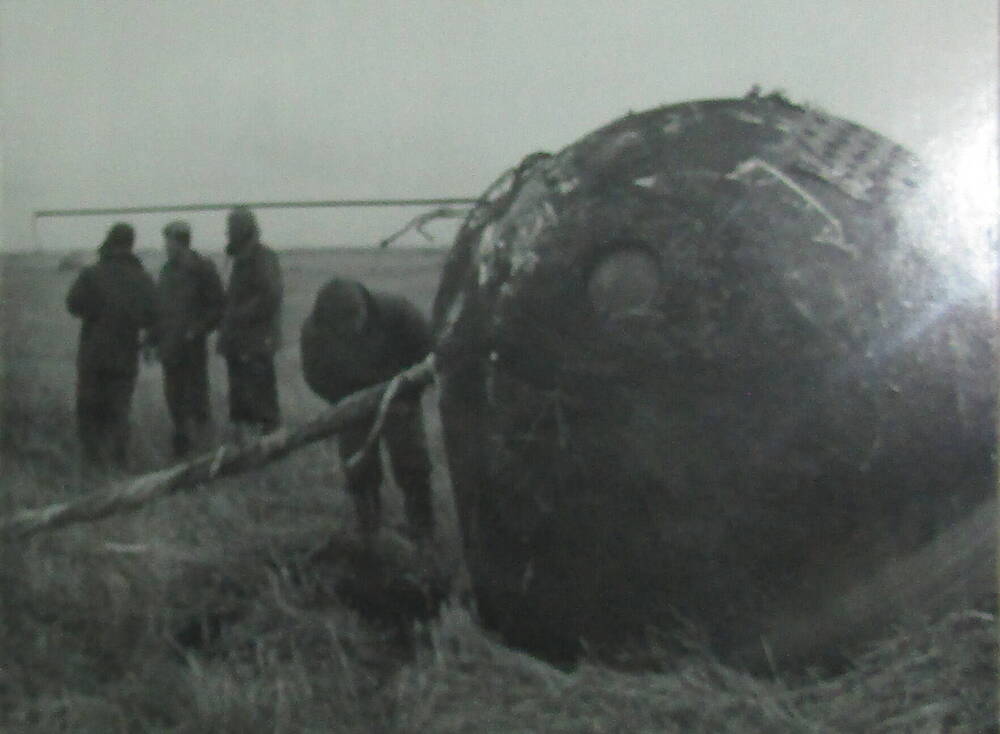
[172,429,192,459]
[403,487,435,544]
[230,422,248,446]
[190,418,214,455]
[352,489,382,541]
[232,422,266,446]
[108,431,130,475]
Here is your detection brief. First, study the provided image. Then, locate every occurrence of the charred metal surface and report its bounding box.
[432,92,997,668]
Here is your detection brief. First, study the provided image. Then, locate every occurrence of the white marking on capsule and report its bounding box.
[661,116,683,135]
[556,178,579,195]
[511,250,540,276]
[727,157,858,257]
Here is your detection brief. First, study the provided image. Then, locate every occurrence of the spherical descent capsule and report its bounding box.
[432,92,997,668]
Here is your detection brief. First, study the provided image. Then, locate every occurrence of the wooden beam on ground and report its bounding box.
[1,357,435,540]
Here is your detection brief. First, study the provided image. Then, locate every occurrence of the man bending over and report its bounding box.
[300,278,434,542]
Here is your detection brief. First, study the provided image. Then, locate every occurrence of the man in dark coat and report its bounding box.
[217,206,283,438]
[66,222,157,472]
[300,277,434,541]
[155,220,225,457]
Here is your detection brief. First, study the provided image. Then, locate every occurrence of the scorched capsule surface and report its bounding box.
[432,93,996,667]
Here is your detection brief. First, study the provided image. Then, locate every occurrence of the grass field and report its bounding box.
[1,246,996,732]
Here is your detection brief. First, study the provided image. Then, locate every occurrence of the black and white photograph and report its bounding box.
[1,1,997,730]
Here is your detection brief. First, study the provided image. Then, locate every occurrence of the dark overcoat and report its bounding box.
[156,248,224,365]
[66,250,157,375]
[218,241,283,359]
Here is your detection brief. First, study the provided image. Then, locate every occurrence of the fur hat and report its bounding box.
[162,219,191,245]
[99,222,135,254]
[311,278,377,335]
[226,206,259,254]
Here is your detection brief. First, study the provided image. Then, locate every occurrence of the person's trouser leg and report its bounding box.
[78,368,136,472]
[248,354,279,433]
[165,342,211,457]
[225,356,244,439]
[104,371,136,471]
[226,356,253,442]
[383,399,434,540]
[76,368,105,470]
[227,354,280,437]
[187,341,212,446]
[164,362,192,457]
[338,420,383,537]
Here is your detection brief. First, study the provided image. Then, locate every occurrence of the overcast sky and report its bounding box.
[1,0,996,252]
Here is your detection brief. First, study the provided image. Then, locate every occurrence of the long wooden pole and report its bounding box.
[35,199,479,219]
[1,357,435,540]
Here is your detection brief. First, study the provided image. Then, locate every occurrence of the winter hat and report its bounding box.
[226,206,259,254]
[162,220,192,245]
[100,222,135,253]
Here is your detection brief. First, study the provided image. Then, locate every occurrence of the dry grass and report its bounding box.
[1,247,997,732]
[388,605,997,733]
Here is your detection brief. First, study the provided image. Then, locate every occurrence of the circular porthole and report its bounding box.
[586,247,661,319]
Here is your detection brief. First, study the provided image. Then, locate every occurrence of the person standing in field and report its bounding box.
[217,206,283,440]
[153,220,225,458]
[300,277,435,541]
[66,222,157,473]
